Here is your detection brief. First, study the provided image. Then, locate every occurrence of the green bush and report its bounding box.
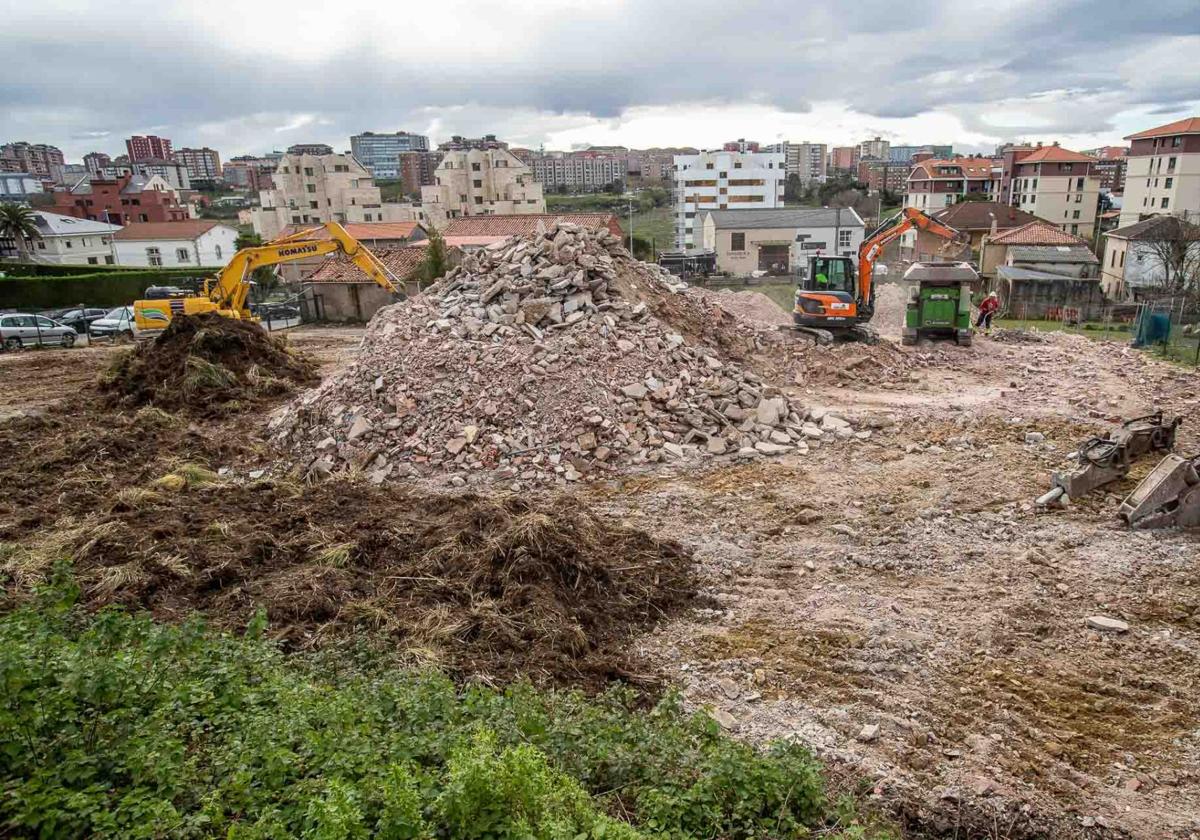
[0,268,219,309]
[0,580,891,840]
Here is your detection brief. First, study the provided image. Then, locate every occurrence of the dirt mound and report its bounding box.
[705,289,792,328]
[3,477,698,687]
[101,313,318,414]
[990,327,1050,344]
[271,224,860,487]
[871,282,911,340]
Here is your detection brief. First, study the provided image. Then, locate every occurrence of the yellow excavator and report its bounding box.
[132,222,402,330]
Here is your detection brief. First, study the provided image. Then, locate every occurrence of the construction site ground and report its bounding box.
[1,315,1198,839]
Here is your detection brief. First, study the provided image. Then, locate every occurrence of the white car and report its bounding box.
[88,306,142,340]
[0,313,78,350]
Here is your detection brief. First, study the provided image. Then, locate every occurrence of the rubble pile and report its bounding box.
[271,223,860,485]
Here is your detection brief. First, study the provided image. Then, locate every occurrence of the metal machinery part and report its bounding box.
[1118,454,1200,529]
[1036,412,1181,506]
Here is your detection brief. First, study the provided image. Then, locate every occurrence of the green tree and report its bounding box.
[0,203,41,261]
[419,227,450,288]
[784,173,803,204]
[233,231,280,302]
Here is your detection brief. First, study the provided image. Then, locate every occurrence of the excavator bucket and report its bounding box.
[1118,454,1200,529]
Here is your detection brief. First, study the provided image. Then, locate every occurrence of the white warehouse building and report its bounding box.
[672,150,786,248]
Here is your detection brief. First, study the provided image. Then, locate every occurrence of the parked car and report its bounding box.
[0,313,78,350]
[88,306,142,340]
[41,307,109,334]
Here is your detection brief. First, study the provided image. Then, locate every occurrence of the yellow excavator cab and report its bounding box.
[131,223,399,333]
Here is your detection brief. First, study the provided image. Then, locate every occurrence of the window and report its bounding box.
[1111,250,1117,267]
[281,166,289,173]
[705,163,714,170]
[139,214,148,222]
[733,162,743,169]
[471,162,481,172]
[146,247,162,266]
[1072,210,1080,219]
[1162,198,1170,209]
[1076,177,1084,190]
[104,255,114,265]
[334,165,349,172]
[1070,224,1079,234]
[87,257,98,265]
[1119,251,1124,267]
[36,241,45,250]
[350,179,359,188]
[473,179,482,188]
[1167,156,1177,172]
[473,196,483,204]
[838,229,853,248]
[176,247,190,262]
[1031,178,1037,190]
[731,232,746,250]
[304,167,314,176]
[1165,177,1173,188]
[1075,194,1082,203]
[292,215,302,224]
[308,201,318,209]
[306,184,316,193]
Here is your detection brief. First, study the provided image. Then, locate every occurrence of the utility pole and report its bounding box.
[628,194,634,255]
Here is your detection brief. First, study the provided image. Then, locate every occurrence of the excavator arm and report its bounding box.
[208,222,401,317]
[857,207,965,313]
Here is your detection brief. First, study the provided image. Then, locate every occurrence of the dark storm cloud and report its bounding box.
[3,0,1198,156]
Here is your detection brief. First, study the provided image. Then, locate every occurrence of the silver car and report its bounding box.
[0,313,78,350]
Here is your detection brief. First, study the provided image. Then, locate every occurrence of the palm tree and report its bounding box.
[0,203,40,262]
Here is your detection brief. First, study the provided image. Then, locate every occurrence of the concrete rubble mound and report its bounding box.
[271,222,858,485]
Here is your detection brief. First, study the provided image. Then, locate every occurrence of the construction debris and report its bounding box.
[270,224,854,484]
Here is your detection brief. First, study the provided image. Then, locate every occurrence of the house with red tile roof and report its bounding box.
[904,157,1000,213]
[302,242,462,322]
[1002,144,1101,238]
[980,220,1096,277]
[1119,116,1200,227]
[112,220,237,267]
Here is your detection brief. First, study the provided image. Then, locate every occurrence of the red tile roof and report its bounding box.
[276,221,424,242]
[306,244,428,285]
[1014,146,1096,164]
[112,220,229,240]
[987,220,1091,246]
[931,201,1040,231]
[442,213,622,237]
[910,157,997,180]
[1125,117,1200,140]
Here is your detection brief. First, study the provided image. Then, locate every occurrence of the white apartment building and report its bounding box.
[1119,117,1200,227]
[421,147,545,229]
[859,137,890,161]
[672,150,786,248]
[252,152,416,240]
[1007,146,1101,238]
[101,158,192,191]
[113,220,238,267]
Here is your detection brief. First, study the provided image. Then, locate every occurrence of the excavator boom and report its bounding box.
[134,222,402,330]
[857,207,964,316]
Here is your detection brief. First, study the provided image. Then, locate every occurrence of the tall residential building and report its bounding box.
[287,143,334,156]
[398,150,442,196]
[1079,146,1128,194]
[437,135,508,152]
[174,147,222,183]
[252,152,417,239]
[888,144,953,164]
[858,136,890,161]
[1119,117,1200,227]
[100,158,191,191]
[857,159,909,194]
[904,157,1000,212]
[672,149,786,248]
[350,131,430,178]
[421,147,545,228]
[723,139,761,153]
[223,154,282,191]
[83,152,111,174]
[126,135,173,162]
[524,150,629,192]
[1005,145,1101,237]
[626,148,695,184]
[829,146,859,172]
[0,142,65,179]
[785,142,827,183]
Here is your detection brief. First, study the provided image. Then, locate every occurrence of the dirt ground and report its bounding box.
[1,320,1198,838]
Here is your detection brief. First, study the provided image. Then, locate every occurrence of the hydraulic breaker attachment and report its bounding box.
[1037,412,1181,506]
[1118,454,1200,529]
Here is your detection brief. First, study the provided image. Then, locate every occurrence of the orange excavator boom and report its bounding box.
[857,207,964,314]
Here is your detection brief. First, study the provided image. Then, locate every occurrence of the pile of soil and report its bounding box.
[4,478,698,687]
[101,314,318,414]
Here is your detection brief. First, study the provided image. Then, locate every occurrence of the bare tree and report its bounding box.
[1140,218,1200,308]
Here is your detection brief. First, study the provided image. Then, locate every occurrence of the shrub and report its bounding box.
[0,580,892,839]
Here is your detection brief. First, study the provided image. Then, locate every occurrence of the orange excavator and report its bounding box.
[792,207,965,343]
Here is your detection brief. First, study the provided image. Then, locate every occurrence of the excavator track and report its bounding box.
[789,326,835,345]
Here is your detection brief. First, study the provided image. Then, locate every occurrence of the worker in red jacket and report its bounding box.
[976,291,1000,333]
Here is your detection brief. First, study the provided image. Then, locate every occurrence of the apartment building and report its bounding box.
[626,148,694,184]
[349,131,430,178]
[829,146,859,172]
[174,147,222,183]
[223,154,282,191]
[765,142,828,184]
[904,157,999,212]
[857,159,908,194]
[1119,117,1200,227]
[287,143,334,156]
[1081,146,1128,194]
[672,149,785,248]
[126,135,172,162]
[83,152,111,174]
[398,150,442,196]
[49,173,189,224]
[0,142,65,180]
[888,144,952,164]
[525,150,628,192]
[420,147,545,229]
[252,152,416,239]
[101,158,191,190]
[437,135,508,152]
[859,137,890,161]
[1007,145,1100,237]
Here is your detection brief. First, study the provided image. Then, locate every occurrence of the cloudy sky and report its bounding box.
[5,0,1199,161]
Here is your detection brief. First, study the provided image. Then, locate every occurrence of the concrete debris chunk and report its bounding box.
[1086,615,1129,633]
